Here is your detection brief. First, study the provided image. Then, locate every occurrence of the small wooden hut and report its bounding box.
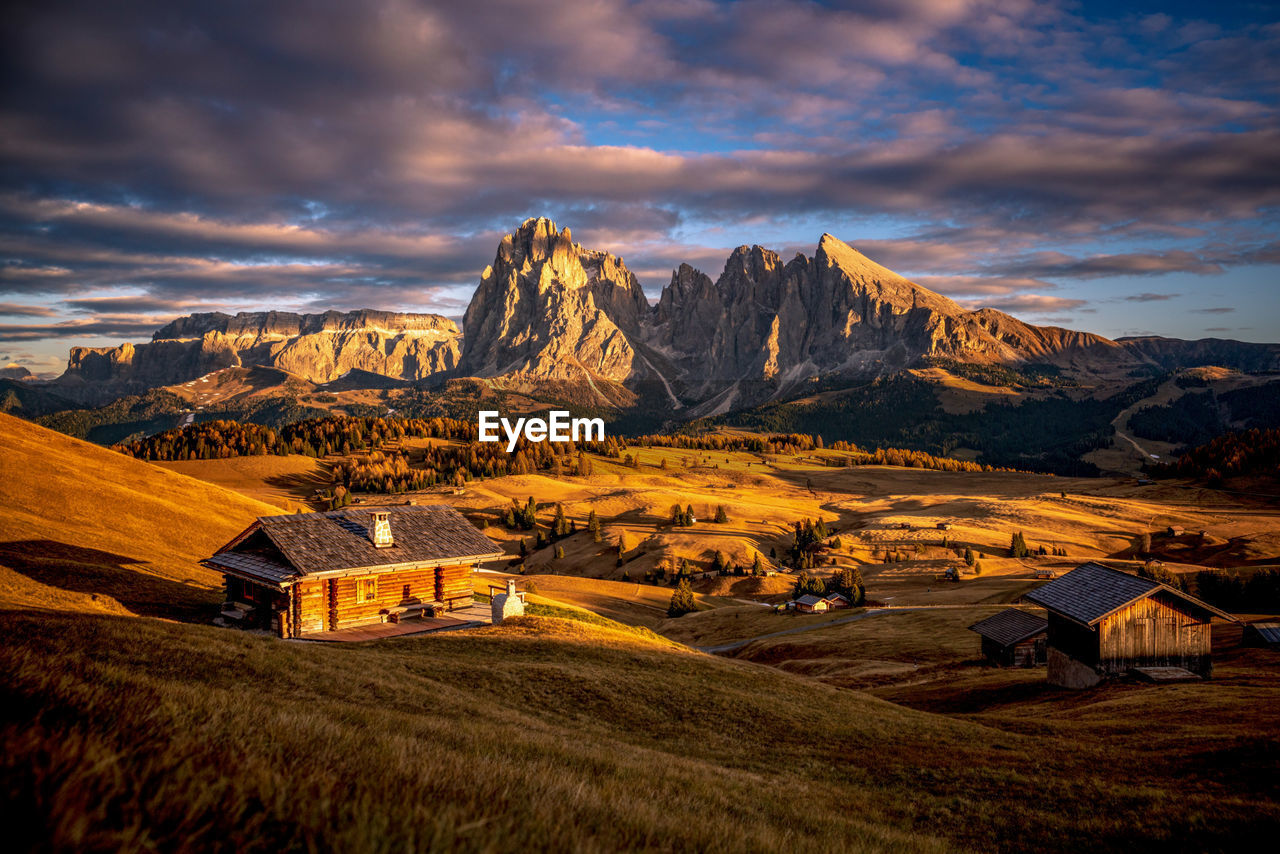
[969,609,1048,667]
[822,592,851,610]
[205,505,502,638]
[1025,562,1235,688]
[794,594,829,614]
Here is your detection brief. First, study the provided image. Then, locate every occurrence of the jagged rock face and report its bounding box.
[57,310,460,402]
[647,233,1132,403]
[458,217,650,389]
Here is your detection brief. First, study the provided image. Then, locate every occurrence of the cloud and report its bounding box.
[961,294,1089,313]
[1000,250,1224,279]
[0,316,169,342]
[1123,292,1180,302]
[1191,307,1235,314]
[0,302,57,317]
[1,1,1278,357]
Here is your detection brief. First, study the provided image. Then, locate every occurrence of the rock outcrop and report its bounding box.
[458,217,650,394]
[645,233,1129,407]
[56,310,460,403]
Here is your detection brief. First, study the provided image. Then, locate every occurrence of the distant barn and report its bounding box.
[969,609,1048,667]
[794,594,829,614]
[1025,562,1235,688]
[204,506,502,638]
[822,592,851,610]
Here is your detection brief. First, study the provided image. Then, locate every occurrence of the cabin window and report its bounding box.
[357,577,378,603]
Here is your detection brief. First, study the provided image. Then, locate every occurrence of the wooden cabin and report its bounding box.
[969,608,1048,667]
[794,594,829,614]
[822,592,851,610]
[1024,562,1236,688]
[204,506,502,638]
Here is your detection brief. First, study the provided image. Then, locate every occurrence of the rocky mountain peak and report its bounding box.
[456,218,650,395]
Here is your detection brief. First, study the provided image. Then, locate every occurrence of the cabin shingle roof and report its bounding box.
[205,551,297,584]
[1250,623,1280,644]
[1024,562,1235,626]
[795,594,825,606]
[207,505,502,584]
[968,608,1048,647]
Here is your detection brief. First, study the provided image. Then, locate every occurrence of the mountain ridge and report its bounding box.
[42,217,1280,413]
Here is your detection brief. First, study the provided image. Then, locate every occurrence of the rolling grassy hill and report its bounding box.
[0,411,281,618]
[4,610,1279,853]
[3,410,1279,851]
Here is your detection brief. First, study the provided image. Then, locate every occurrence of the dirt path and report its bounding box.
[1108,377,1186,470]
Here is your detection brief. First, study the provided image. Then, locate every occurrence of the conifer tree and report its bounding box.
[668,580,696,618]
[714,505,729,524]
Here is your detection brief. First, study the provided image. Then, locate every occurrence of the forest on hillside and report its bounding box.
[709,375,1163,475]
[1129,382,1280,448]
[1148,427,1280,484]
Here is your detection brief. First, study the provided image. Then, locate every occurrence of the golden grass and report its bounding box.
[0,412,281,618]
[156,453,324,511]
[476,573,736,629]
[657,602,855,647]
[4,610,1279,852]
[733,606,1025,687]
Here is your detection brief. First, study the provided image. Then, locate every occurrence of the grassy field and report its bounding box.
[144,436,1280,610]
[3,610,1279,852]
[0,412,281,618]
[5,412,1280,850]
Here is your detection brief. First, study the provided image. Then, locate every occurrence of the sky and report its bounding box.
[2,0,1278,376]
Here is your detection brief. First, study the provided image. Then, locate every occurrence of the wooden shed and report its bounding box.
[822,592,851,610]
[204,506,502,638]
[1024,562,1236,688]
[969,609,1048,667]
[794,594,829,613]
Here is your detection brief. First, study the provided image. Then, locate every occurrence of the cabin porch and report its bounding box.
[296,602,493,642]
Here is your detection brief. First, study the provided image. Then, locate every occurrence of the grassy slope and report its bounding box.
[4,611,1279,853]
[0,411,281,618]
[2,413,1279,850]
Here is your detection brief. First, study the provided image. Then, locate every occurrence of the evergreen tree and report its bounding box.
[792,572,826,598]
[714,505,729,524]
[668,580,696,617]
[554,545,565,560]
[752,553,765,576]
[552,503,568,539]
[963,547,975,567]
[1009,531,1030,559]
[712,550,730,575]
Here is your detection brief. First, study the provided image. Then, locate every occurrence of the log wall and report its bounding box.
[288,562,477,633]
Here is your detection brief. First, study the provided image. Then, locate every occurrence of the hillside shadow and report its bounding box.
[263,470,331,507]
[0,540,219,622]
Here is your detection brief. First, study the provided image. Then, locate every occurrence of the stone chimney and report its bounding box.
[491,578,525,625]
[370,511,393,548]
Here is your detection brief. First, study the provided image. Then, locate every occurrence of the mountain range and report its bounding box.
[44,217,1280,414]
